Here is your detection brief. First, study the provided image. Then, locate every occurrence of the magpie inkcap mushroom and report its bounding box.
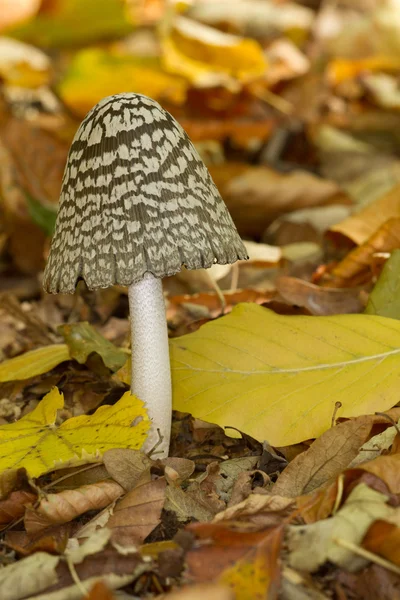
[43,92,248,457]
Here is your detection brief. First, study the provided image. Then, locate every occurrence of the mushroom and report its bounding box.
[43,93,248,457]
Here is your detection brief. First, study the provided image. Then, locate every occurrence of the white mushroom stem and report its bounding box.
[128,272,172,458]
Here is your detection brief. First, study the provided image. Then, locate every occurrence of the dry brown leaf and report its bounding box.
[5,524,70,556]
[0,489,37,525]
[103,449,153,492]
[330,183,400,245]
[210,164,351,238]
[185,521,283,598]
[332,218,400,285]
[24,481,124,534]
[213,494,295,529]
[107,477,166,546]
[84,580,116,600]
[273,410,400,498]
[276,276,364,315]
[0,116,67,273]
[363,518,400,567]
[353,454,400,494]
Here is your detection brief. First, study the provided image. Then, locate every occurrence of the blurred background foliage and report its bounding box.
[2,0,400,309]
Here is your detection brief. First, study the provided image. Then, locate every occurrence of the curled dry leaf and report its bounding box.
[107,477,166,546]
[213,494,295,529]
[24,480,124,535]
[161,583,234,600]
[331,218,400,286]
[276,276,364,315]
[329,183,400,246]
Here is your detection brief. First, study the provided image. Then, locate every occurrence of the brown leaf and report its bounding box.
[276,276,364,314]
[25,481,124,534]
[210,164,351,238]
[107,477,166,546]
[331,218,400,285]
[363,519,400,567]
[273,411,400,498]
[185,521,283,599]
[84,580,116,600]
[0,489,36,525]
[330,183,400,246]
[103,448,153,491]
[213,494,295,529]
[5,524,70,556]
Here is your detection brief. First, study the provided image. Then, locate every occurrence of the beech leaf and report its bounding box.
[0,344,70,383]
[170,303,400,446]
[0,388,150,478]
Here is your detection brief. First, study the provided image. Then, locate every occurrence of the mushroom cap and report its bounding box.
[43,93,248,293]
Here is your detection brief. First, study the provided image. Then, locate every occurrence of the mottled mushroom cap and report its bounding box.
[43,93,248,293]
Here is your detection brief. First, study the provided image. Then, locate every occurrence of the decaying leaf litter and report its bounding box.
[3,0,400,598]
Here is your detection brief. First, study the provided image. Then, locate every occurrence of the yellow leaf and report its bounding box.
[162,16,266,89]
[0,345,70,383]
[58,48,187,118]
[0,388,150,477]
[170,304,400,446]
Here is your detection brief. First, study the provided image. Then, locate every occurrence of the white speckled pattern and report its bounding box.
[43,93,248,293]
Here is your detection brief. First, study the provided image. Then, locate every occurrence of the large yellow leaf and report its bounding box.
[0,388,150,477]
[170,304,400,446]
[0,345,70,383]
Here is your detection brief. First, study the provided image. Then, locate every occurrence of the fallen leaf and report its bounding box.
[58,48,187,118]
[58,322,128,372]
[103,449,153,491]
[0,37,50,87]
[0,489,37,525]
[161,16,266,89]
[171,303,400,446]
[0,551,60,600]
[186,521,283,599]
[363,518,400,567]
[287,484,392,573]
[329,183,400,245]
[84,580,116,600]
[165,484,215,523]
[8,0,133,47]
[365,249,400,319]
[24,480,124,534]
[273,411,400,498]
[0,388,150,478]
[276,276,363,315]
[107,477,166,545]
[213,494,295,529]
[331,218,400,285]
[0,344,70,383]
[210,164,351,238]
